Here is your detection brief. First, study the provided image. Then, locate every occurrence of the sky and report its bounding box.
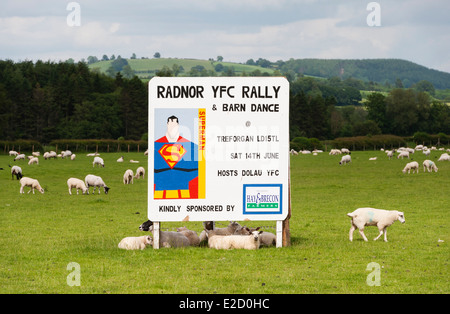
[1,0,450,73]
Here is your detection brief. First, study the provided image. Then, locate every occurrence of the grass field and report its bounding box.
[0,150,448,294]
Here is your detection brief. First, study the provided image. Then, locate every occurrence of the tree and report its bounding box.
[365,92,387,133]
[154,52,161,58]
[217,56,223,62]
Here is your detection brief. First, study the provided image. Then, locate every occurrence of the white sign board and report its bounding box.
[148,77,289,222]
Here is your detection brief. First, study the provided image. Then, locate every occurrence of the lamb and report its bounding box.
[14,154,25,161]
[347,207,405,242]
[369,157,377,161]
[422,149,431,157]
[32,152,40,157]
[84,174,110,194]
[341,148,351,154]
[134,166,145,179]
[19,177,44,194]
[139,220,153,231]
[438,153,450,161]
[234,226,276,247]
[28,157,39,165]
[118,236,152,250]
[10,165,23,180]
[402,161,419,174]
[177,227,200,246]
[93,156,105,167]
[67,178,89,195]
[385,150,394,160]
[148,225,190,248]
[123,169,134,184]
[397,151,410,159]
[9,150,18,156]
[117,156,124,162]
[206,229,262,250]
[339,154,351,165]
[422,160,438,173]
[199,221,242,242]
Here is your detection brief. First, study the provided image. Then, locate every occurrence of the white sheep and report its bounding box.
[129,159,139,163]
[123,169,134,184]
[177,227,200,246]
[117,156,124,162]
[149,225,190,248]
[67,178,88,195]
[134,166,145,179]
[14,154,25,161]
[234,226,276,247]
[422,160,438,173]
[341,148,350,154]
[385,150,394,160]
[19,177,44,194]
[199,221,242,242]
[93,156,105,167]
[369,157,377,161]
[43,151,57,159]
[84,174,110,194]
[206,230,262,250]
[118,236,152,250]
[32,152,40,157]
[397,151,410,159]
[71,154,76,160]
[86,153,100,157]
[61,150,72,158]
[347,207,405,242]
[438,153,450,161]
[9,150,18,156]
[339,154,351,165]
[10,165,23,180]
[402,161,419,174]
[28,157,39,165]
[329,149,342,155]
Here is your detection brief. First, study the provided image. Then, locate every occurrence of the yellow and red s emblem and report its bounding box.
[158,144,186,168]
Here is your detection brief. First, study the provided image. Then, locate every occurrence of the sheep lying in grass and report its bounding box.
[93,156,105,167]
[118,236,152,250]
[347,207,405,242]
[177,227,200,246]
[19,177,44,194]
[438,153,450,161]
[235,226,276,247]
[67,178,88,195]
[134,166,145,179]
[402,161,419,174]
[206,229,262,250]
[148,225,190,248]
[139,220,153,231]
[10,165,23,180]
[123,169,134,184]
[199,221,242,242]
[423,160,438,173]
[85,174,110,194]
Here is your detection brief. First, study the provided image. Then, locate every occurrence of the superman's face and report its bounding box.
[167,118,179,141]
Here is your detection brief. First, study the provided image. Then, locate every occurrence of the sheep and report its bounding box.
[234,226,276,247]
[289,149,298,155]
[32,152,40,157]
[139,220,153,231]
[43,151,57,159]
[397,151,410,159]
[86,153,100,157]
[71,154,76,160]
[129,159,139,163]
[423,160,438,173]
[61,150,72,158]
[402,161,419,174]
[341,148,351,154]
[123,169,134,184]
[177,227,200,246]
[206,229,262,250]
[117,156,124,162]
[339,154,351,165]
[28,157,39,165]
[438,153,450,161]
[19,177,44,194]
[369,157,377,161]
[84,174,110,194]
[329,149,342,155]
[199,221,242,242]
[422,149,431,157]
[93,156,105,167]
[134,166,145,179]
[14,154,25,161]
[10,165,23,180]
[385,150,394,160]
[118,236,152,250]
[148,225,190,248]
[347,207,405,242]
[67,178,88,195]
[9,150,18,156]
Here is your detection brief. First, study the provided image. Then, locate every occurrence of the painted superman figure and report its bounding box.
[154,115,199,199]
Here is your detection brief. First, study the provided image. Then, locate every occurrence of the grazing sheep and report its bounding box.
[9,150,18,156]
[397,151,410,159]
[177,227,200,246]
[385,150,394,160]
[61,150,72,158]
[235,226,276,247]
[123,169,134,184]
[339,154,352,165]
[402,161,419,174]
[67,178,88,195]
[438,153,450,161]
[329,149,342,155]
[93,156,105,167]
[14,154,25,161]
[28,157,39,165]
[423,160,438,173]
[84,174,110,194]
[10,165,23,180]
[206,229,262,250]
[341,148,350,154]
[19,177,44,194]
[148,225,190,248]
[32,152,40,157]
[347,207,405,242]
[422,149,431,157]
[134,166,145,179]
[118,236,152,250]
[43,151,57,159]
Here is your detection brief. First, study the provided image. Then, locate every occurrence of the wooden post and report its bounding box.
[153,222,160,249]
[282,165,292,247]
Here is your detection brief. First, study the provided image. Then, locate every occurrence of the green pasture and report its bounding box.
[0,150,448,294]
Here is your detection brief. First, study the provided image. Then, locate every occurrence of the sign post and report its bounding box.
[148,77,290,248]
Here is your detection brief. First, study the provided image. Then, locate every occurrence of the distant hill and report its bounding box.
[279,58,450,89]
